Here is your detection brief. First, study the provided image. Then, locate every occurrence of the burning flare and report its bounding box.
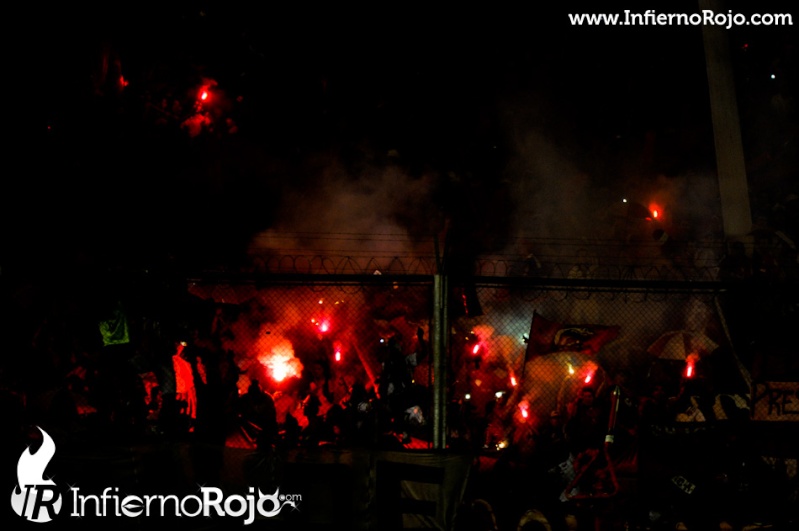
[258,339,303,383]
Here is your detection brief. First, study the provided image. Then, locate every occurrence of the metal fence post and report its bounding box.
[432,274,448,449]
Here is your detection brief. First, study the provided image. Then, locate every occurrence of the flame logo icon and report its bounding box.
[10,426,62,522]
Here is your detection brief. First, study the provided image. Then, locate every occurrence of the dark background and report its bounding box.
[5,1,796,273]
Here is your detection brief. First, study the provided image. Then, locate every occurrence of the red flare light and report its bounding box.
[311,318,331,333]
[258,340,303,383]
[684,353,699,379]
[510,375,518,387]
[334,340,343,362]
[472,344,481,355]
[519,403,529,419]
[584,372,593,385]
[648,202,662,221]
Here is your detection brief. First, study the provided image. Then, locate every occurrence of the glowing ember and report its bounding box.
[519,402,529,419]
[200,90,208,101]
[686,363,694,378]
[584,372,593,384]
[652,210,659,219]
[568,363,575,375]
[510,375,518,387]
[335,350,341,362]
[472,344,480,355]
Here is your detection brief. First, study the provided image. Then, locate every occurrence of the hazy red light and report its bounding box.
[584,373,593,384]
[648,202,662,221]
[335,351,341,362]
[472,344,480,355]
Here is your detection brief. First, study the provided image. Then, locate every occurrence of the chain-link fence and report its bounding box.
[6,269,797,528]
[143,275,748,460]
[185,278,436,449]
[446,281,750,457]
[3,273,749,452]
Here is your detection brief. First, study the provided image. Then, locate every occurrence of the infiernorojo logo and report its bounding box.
[10,426,301,525]
[10,426,62,522]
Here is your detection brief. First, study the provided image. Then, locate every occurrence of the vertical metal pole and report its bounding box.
[700,0,753,240]
[432,273,448,449]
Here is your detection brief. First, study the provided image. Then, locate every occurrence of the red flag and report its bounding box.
[553,325,620,354]
[524,312,562,361]
[525,312,620,361]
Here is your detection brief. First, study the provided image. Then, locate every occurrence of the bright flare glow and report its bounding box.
[685,353,699,379]
[465,394,471,400]
[584,373,593,384]
[335,351,341,362]
[472,344,480,355]
[318,320,330,333]
[258,340,303,383]
[568,363,575,375]
[510,376,518,387]
[648,202,662,221]
[495,391,504,399]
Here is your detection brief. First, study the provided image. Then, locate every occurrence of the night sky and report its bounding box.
[6,1,797,274]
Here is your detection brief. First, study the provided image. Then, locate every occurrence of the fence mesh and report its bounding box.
[4,273,752,453]
[446,283,750,461]
[183,279,436,449]
[6,270,796,527]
